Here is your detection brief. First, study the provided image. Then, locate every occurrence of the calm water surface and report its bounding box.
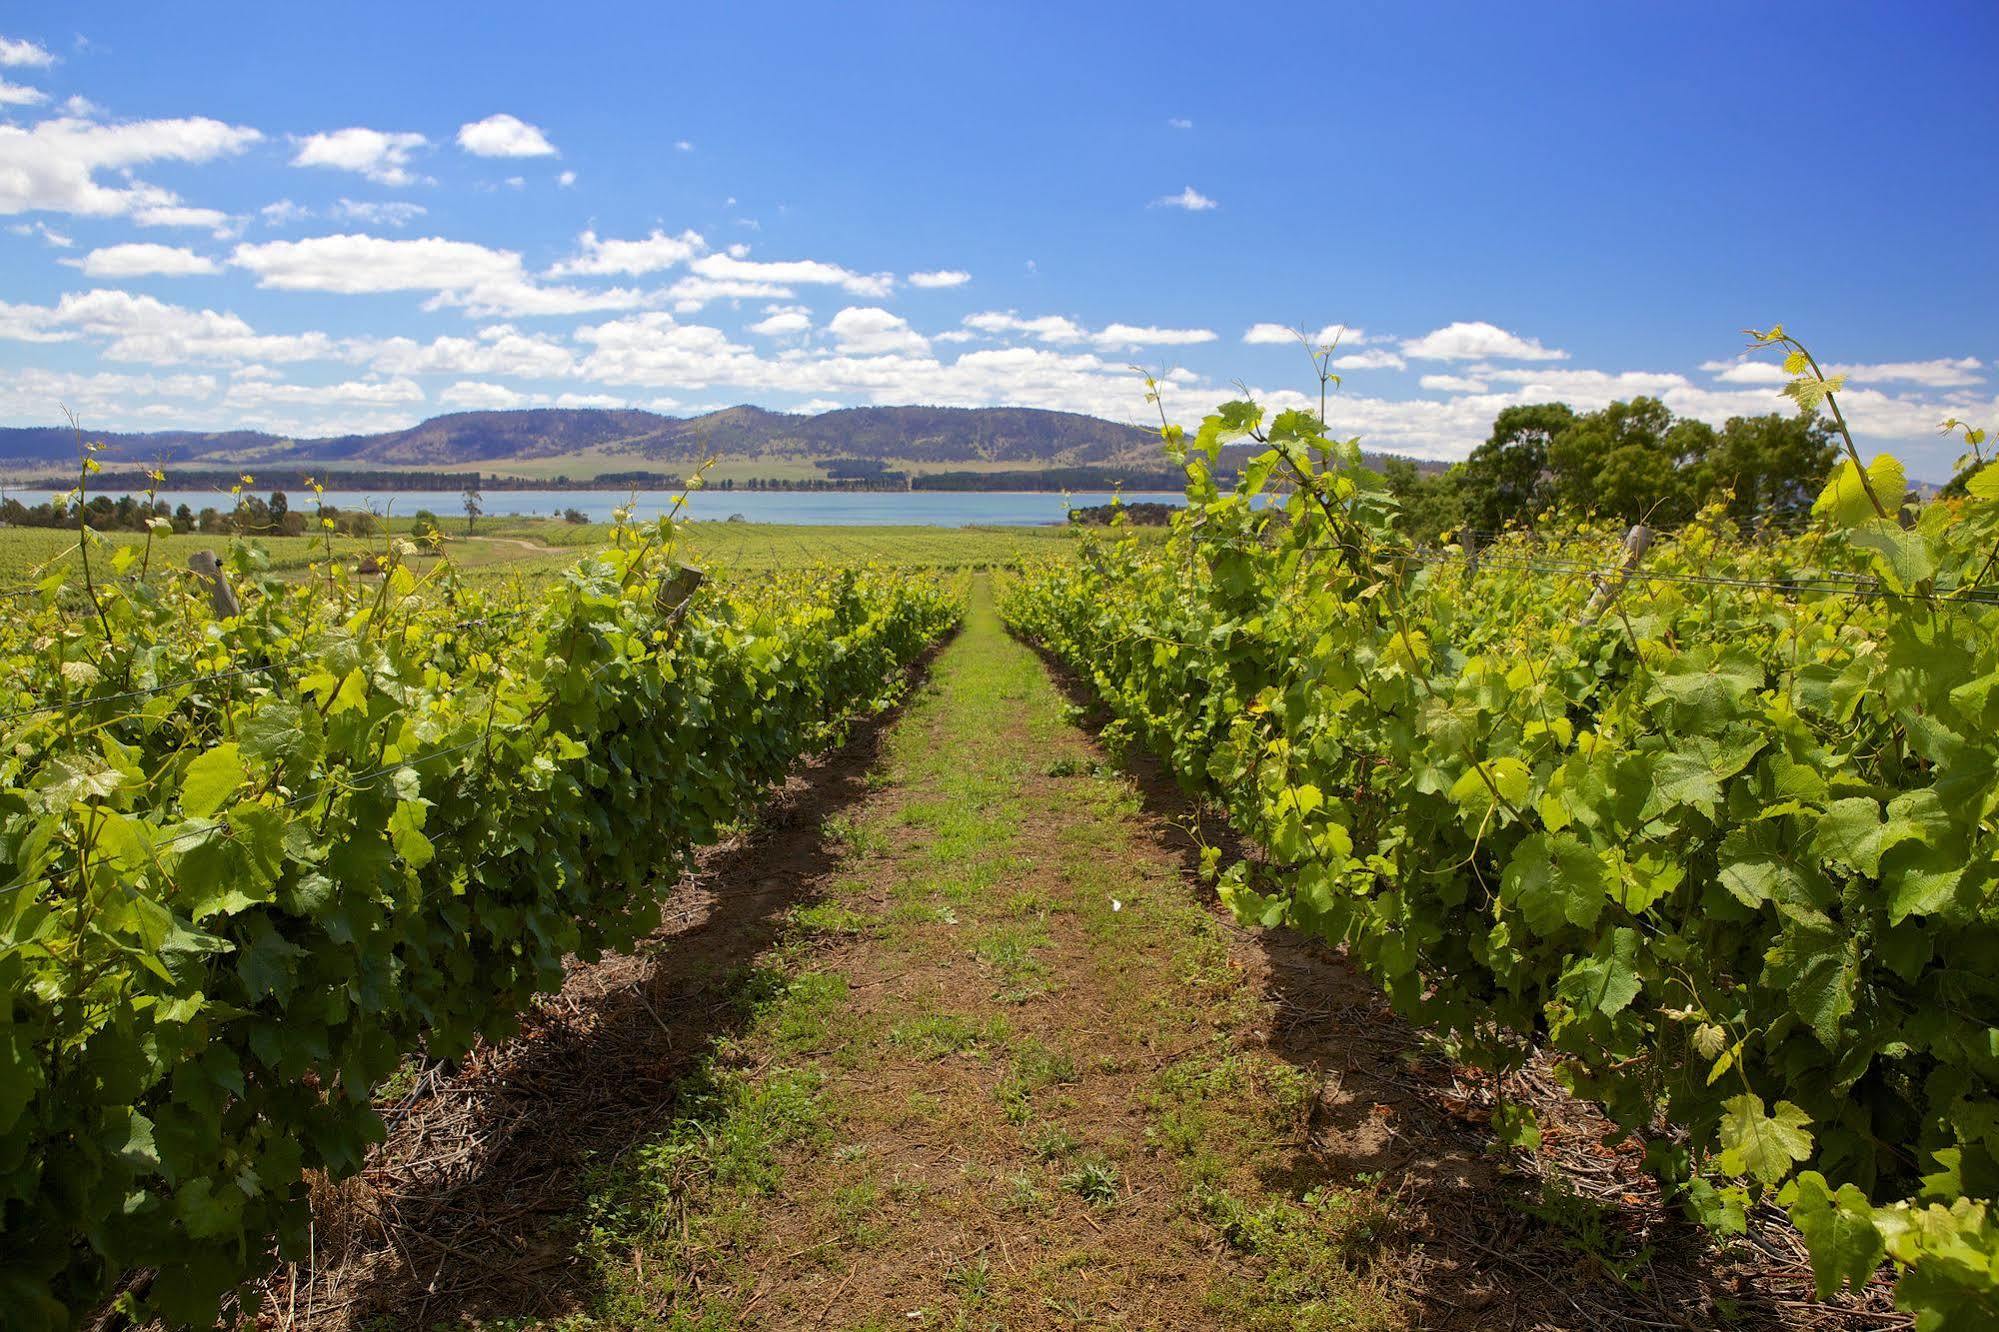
[146,489,1185,527]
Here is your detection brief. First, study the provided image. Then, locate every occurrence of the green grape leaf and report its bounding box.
[1718,1094,1814,1186]
[1966,463,1999,501]
[1501,831,1608,935]
[1763,917,1859,1046]
[1782,1171,1886,1296]
[1848,521,1936,592]
[1556,927,1643,1015]
[180,743,246,819]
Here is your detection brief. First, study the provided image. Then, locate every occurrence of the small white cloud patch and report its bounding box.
[456,113,558,158]
[1151,185,1217,211]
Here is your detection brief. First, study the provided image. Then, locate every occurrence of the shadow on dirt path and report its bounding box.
[259,645,946,1329]
[1028,644,1903,1332]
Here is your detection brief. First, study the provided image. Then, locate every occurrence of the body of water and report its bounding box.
[143,488,1187,527]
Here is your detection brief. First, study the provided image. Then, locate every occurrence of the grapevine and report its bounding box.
[1001,339,1999,1328]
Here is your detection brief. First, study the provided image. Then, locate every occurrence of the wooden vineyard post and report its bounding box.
[1580,524,1651,626]
[187,550,240,618]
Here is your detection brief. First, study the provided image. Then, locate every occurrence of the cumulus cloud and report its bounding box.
[0,114,260,222]
[229,232,650,318]
[748,307,811,337]
[907,269,971,288]
[438,379,544,410]
[222,375,423,410]
[291,128,428,186]
[1701,355,1984,389]
[0,36,54,67]
[69,243,220,277]
[1167,117,1193,129]
[369,324,574,377]
[688,251,894,297]
[662,276,791,312]
[557,169,576,187]
[826,306,928,355]
[1332,349,1407,371]
[1419,373,1487,393]
[962,311,1214,350]
[548,227,705,277]
[1401,320,1566,362]
[1243,323,1369,347]
[0,288,359,364]
[456,113,557,158]
[0,368,218,430]
[0,77,46,106]
[1151,185,1217,211]
[1093,323,1217,349]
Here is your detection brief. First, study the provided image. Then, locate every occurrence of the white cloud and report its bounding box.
[233,233,518,292]
[1701,356,1984,389]
[1332,349,1407,371]
[548,227,705,277]
[1151,185,1217,211]
[456,113,557,158]
[1400,320,1566,362]
[574,312,762,387]
[229,232,650,318]
[132,203,235,233]
[1481,367,1689,397]
[291,128,428,186]
[0,368,218,431]
[259,199,310,225]
[370,324,574,377]
[1092,323,1217,349]
[674,139,693,152]
[664,275,793,312]
[0,288,357,364]
[1419,373,1487,393]
[826,306,928,355]
[748,308,811,336]
[964,312,1087,343]
[0,77,46,106]
[688,251,894,297]
[8,219,70,246]
[222,375,423,410]
[69,242,219,277]
[1243,323,1366,347]
[557,169,576,187]
[963,310,1213,350]
[332,198,427,227]
[0,36,54,68]
[555,392,624,409]
[438,379,544,410]
[1167,117,1193,130]
[0,115,260,220]
[908,269,971,289]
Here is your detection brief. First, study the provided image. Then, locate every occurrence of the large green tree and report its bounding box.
[1450,396,1834,530]
[1453,403,1574,532]
[1693,412,1838,523]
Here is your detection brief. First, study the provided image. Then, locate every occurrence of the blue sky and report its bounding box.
[0,1,1993,478]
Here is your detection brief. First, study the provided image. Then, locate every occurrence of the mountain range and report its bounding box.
[0,405,1165,471]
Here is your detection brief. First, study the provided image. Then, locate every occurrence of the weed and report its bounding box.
[1061,1158,1121,1205]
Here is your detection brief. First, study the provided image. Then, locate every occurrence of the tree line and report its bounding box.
[0,490,380,536]
[1377,397,1842,540]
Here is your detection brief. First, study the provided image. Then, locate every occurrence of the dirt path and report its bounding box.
[278,576,1879,1330]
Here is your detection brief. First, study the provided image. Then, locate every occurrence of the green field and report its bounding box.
[0,518,1100,592]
